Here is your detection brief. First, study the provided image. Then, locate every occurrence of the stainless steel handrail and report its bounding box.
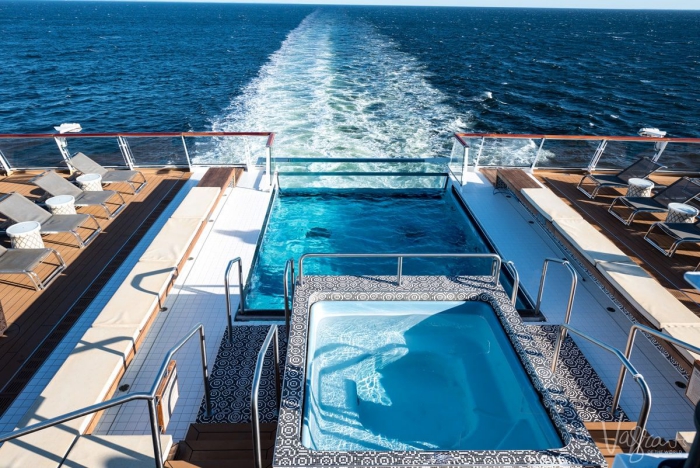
[298,253,502,287]
[611,324,700,416]
[283,259,295,336]
[0,323,212,468]
[504,260,519,306]
[539,258,578,368]
[551,324,652,453]
[224,257,245,343]
[250,325,281,468]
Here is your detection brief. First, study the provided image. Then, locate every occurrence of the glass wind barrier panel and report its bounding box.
[449,138,466,183]
[532,139,601,169]
[656,142,700,173]
[122,137,189,168]
[188,136,268,166]
[0,138,65,169]
[592,140,659,170]
[471,138,541,168]
[62,137,126,168]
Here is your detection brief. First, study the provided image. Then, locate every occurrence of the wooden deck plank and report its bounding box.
[533,171,700,316]
[197,167,243,189]
[0,169,190,415]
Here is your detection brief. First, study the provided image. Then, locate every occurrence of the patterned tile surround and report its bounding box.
[273,274,606,468]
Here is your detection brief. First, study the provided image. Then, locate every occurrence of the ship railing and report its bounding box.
[0,131,274,175]
[0,323,213,468]
[251,325,281,468]
[550,324,652,453]
[450,132,700,185]
[297,252,502,287]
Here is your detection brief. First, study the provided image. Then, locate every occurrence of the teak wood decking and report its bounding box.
[0,169,190,415]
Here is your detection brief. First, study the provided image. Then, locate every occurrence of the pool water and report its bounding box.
[246,190,494,310]
[302,301,562,451]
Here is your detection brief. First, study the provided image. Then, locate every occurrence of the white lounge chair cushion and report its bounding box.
[660,325,700,362]
[0,328,136,467]
[139,218,202,265]
[553,218,630,265]
[522,188,583,222]
[62,434,172,468]
[170,187,220,220]
[92,261,176,328]
[597,261,700,329]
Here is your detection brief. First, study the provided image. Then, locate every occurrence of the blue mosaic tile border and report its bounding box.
[275,275,605,467]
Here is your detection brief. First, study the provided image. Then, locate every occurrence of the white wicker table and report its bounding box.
[626,178,654,197]
[666,202,699,224]
[76,173,103,191]
[6,221,44,249]
[45,194,76,215]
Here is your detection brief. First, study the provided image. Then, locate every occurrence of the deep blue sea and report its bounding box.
[0,2,698,163]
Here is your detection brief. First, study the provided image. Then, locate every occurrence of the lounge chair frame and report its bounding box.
[0,193,102,248]
[0,245,66,290]
[644,221,700,257]
[608,177,700,225]
[576,157,665,199]
[67,152,147,195]
[31,171,127,220]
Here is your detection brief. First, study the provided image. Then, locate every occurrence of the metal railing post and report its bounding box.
[504,261,519,306]
[461,146,469,185]
[224,258,245,343]
[180,135,192,172]
[147,398,163,468]
[397,257,403,286]
[587,139,608,172]
[266,145,272,188]
[530,138,546,172]
[611,324,700,417]
[117,136,135,169]
[0,148,12,175]
[283,259,295,336]
[551,324,652,453]
[251,325,280,468]
[199,326,213,418]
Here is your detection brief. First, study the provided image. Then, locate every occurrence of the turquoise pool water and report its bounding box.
[302,301,562,451]
[246,190,497,310]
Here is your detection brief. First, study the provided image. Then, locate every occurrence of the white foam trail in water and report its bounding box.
[204,11,467,166]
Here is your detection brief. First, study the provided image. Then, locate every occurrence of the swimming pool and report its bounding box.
[275,274,605,467]
[303,301,562,451]
[245,189,504,311]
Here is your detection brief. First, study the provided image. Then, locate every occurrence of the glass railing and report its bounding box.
[452,132,700,173]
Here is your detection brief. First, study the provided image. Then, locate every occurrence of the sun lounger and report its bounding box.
[608,177,700,225]
[0,244,66,290]
[576,157,664,199]
[0,300,7,335]
[644,220,700,257]
[31,171,126,220]
[0,193,101,248]
[67,152,147,195]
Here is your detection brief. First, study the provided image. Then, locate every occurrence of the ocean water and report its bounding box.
[1,2,698,163]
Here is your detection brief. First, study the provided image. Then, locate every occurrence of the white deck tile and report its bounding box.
[94,169,272,440]
[0,169,206,434]
[458,171,695,438]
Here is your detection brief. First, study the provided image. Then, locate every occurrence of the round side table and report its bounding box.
[666,202,699,224]
[76,173,103,191]
[45,195,76,215]
[6,221,44,249]
[627,178,654,197]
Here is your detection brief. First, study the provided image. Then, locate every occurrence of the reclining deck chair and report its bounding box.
[67,152,147,195]
[0,244,66,290]
[31,170,126,220]
[0,193,101,248]
[577,157,665,199]
[608,177,700,225]
[644,220,700,257]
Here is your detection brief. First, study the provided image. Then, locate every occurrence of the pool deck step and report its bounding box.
[168,423,276,468]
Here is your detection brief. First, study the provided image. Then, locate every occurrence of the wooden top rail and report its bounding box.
[455,132,700,144]
[0,132,276,147]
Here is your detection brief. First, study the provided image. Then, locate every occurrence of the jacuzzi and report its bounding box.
[275,274,604,467]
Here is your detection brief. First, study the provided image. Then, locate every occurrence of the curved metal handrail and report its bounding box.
[504,260,519,306]
[551,324,652,453]
[298,252,502,287]
[224,257,245,343]
[251,325,281,468]
[283,259,295,336]
[0,323,212,468]
[538,258,578,366]
[611,324,700,415]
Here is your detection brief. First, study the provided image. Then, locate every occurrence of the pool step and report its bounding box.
[584,421,680,466]
[166,423,277,468]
